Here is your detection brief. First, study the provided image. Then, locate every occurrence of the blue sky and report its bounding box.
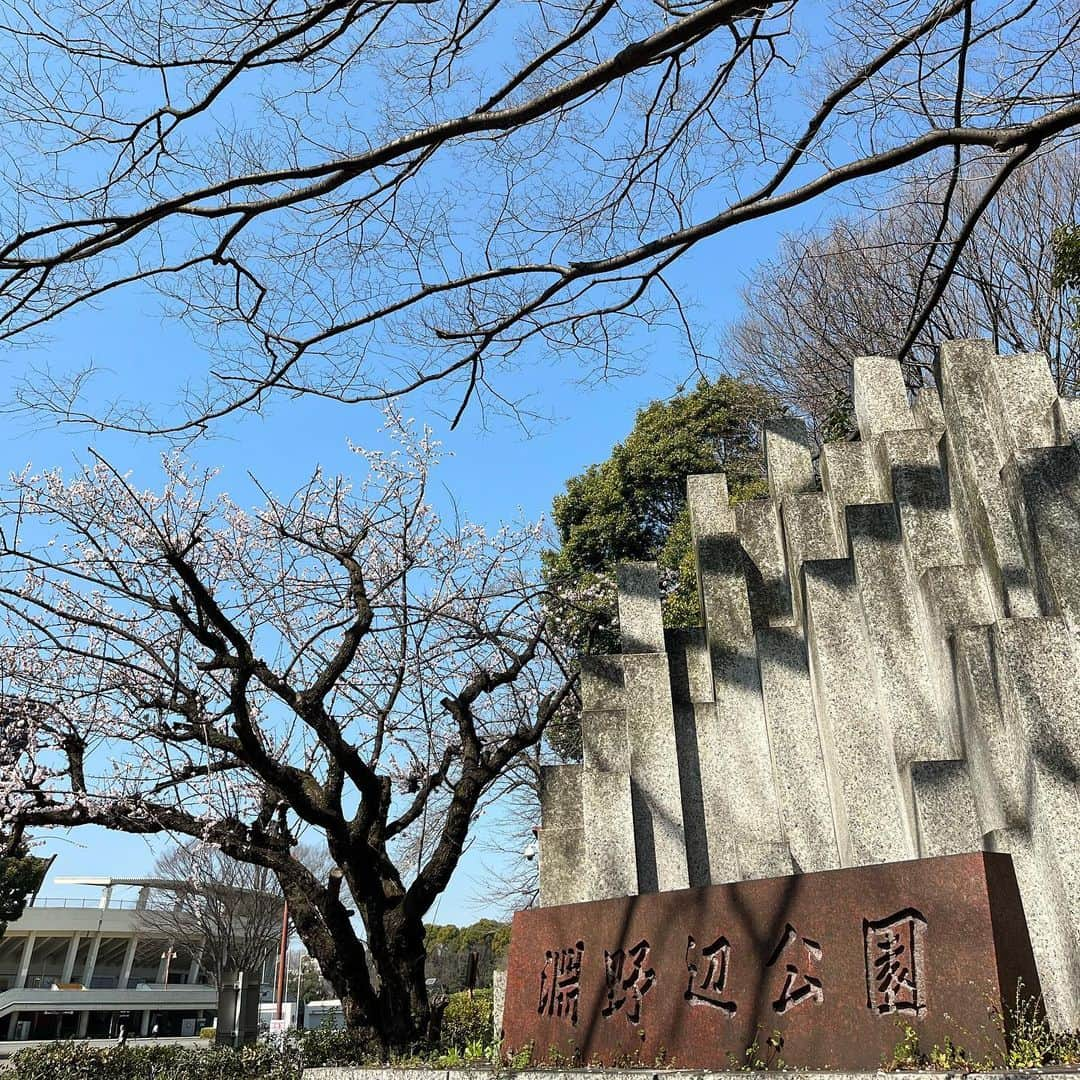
[1,176,826,926]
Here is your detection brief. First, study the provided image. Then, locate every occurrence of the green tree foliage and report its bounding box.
[543,377,780,757]
[0,842,49,939]
[545,377,779,640]
[423,920,510,990]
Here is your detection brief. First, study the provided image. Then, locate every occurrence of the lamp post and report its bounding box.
[161,946,177,990]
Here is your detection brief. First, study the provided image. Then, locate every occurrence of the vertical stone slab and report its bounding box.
[873,429,968,575]
[985,823,1080,1030]
[846,503,954,767]
[616,563,689,894]
[802,559,912,867]
[991,616,1080,1020]
[937,339,1039,618]
[781,492,843,627]
[686,473,735,535]
[912,386,946,436]
[918,564,995,753]
[1004,444,1080,630]
[622,653,689,893]
[666,628,739,887]
[538,765,585,907]
[910,759,982,857]
[711,639,792,881]
[692,499,790,881]
[1054,395,1080,445]
[756,626,840,874]
[617,562,666,654]
[579,656,637,902]
[952,626,1027,833]
[852,355,916,439]
[581,768,638,901]
[983,351,1057,452]
[667,629,713,888]
[581,706,637,901]
[763,417,816,500]
[735,497,793,627]
[819,440,887,553]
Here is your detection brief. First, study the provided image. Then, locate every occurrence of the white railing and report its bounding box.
[30,897,175,911]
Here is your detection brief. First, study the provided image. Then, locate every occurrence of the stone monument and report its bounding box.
[502,341,1080,1066]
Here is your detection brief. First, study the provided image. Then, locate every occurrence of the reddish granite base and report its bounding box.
[501,852,1041,1070]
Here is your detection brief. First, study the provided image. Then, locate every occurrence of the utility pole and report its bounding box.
[274,902,289,1021]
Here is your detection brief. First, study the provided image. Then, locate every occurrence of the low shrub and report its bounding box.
[5,1040,297,1080]
[198,1026,217,1040]
[440,988,493,1051]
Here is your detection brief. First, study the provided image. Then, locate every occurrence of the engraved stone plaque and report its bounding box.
[501,852,1040,1070]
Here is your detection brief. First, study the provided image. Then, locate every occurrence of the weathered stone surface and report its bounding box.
[735,497,793,627]
[802,560,911,866]
[952,627,1027,831]
[764,417,816,499]
[1054,394,1080,445]
[983,350,1057,453]
[1004,444,1080,629]
[539,766,585,906]
[782,493,843,626]
[667,629,737,888]
[687,472,736,537]
[756,627,839,874]
[872,430,967,574]
[696,530,754,645]
[622,652,689,893]
[938,338,1039,618]
[492,969,507,1041]
[503,853,1040,1070]
[582,710,629,774]
[985,825,1080,1030]
[581,769,637,901]
[819,441,887,551]
[710,640,789,881]
[579,655,623,711]
[910,760,982,857]
[580,706,636,902]
[618,562,666,654]
[853,355,915,439]
[846,503,953,766]
[912,385,946,435]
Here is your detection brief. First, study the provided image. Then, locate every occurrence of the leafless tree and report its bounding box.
[0,413,576,1049]
[0,0,1076,436]
[728,147,1080,439]
[138,841,284,985]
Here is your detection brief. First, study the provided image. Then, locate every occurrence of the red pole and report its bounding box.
[275,901,289,1021]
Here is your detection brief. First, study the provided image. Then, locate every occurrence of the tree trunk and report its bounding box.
[367,908,430,1053]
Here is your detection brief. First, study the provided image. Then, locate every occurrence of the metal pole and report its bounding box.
[274,902,289,1021]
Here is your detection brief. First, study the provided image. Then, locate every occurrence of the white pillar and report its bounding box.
[81,934,102,988]
[118,937,138,989]
[60,934,82,985]
[98,886,112,910]
[14,934,37,989]
[76,1010,89,1038]
[139,1009,151,1037]
[6,1012,18,1039]
[186,953,201,985]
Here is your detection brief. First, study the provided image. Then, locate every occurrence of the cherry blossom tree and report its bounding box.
[0,413,576,1049]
